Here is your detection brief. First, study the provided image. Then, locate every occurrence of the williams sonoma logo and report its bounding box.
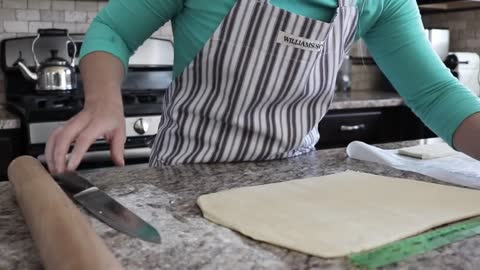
[276,31,323,52]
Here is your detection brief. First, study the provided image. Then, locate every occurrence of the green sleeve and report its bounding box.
[363,0,480,146]
[79,0,183,70]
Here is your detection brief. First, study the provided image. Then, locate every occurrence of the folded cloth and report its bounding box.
[398,143,457,159]
[346,141,480,189]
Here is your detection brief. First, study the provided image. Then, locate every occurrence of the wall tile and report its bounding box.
[4,21,28,33]
[65,10,87,22]
[28,21,53,33]
[52,22,76,33]
[3,0,27,9]
[75,1,97,12]
[0,0,161,45]
[0,9,16,21]
[466,39,480,49]
[52,1,74,11]
[16,9,41,21]
[27,0,51,10]
[75,23,90,33]
[40,10,65,22]
[423,9,480,54]
[450,21,467,30]
[462,10,476,20]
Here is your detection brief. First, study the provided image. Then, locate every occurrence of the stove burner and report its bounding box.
[12,89,164,110]
[8,88,166,122]
[123,95,136,105]
[122,93,160,105]
[27,95,83,110]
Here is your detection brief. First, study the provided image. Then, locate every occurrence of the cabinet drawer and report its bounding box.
[317,110,383,148]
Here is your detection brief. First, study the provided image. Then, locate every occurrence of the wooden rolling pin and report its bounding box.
[8,156,124,270]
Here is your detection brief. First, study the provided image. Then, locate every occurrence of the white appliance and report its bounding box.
[424,28,450,61]
[451,52,480,96]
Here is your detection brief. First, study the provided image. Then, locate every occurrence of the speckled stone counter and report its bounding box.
[331,90,404,110]
[0,105,21,130]
[1,139,480,270]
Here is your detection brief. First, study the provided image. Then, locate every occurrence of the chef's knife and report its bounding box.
[52,172,161,244]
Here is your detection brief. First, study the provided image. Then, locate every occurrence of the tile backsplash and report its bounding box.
[422,9,480,53]
[351,9,480,92]
[0,0,173,103]
[0,0,173,40]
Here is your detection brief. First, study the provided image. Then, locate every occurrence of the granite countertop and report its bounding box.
[0,105,21,130]
[1,139,479,270]
[330,90,404,110]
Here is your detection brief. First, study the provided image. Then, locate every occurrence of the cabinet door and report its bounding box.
[0,137,13,179]
[0,129,25,180]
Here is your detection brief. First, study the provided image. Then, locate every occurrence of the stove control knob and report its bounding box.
[133,118,150,135]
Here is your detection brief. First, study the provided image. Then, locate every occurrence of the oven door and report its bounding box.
[28,115,161,169]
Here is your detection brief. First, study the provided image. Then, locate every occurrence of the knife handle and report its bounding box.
[53,172,95,195]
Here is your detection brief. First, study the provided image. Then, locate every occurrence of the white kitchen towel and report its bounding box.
[346,141,480,189]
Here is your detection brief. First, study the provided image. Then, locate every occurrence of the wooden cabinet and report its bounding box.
[316,106,436,149]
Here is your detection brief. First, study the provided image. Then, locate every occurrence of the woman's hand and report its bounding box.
[45,51,127,174]
[45,97,126,174]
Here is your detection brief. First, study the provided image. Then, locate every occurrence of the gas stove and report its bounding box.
[8,88,165,121]
[1,32,174,168]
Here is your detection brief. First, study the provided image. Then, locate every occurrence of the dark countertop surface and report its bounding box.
[0,105,20,130]
[331,90,404,110]
[2,139,480,269]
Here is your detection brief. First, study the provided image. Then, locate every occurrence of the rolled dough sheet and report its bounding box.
[397,143,457,159]
[197,171,480,258]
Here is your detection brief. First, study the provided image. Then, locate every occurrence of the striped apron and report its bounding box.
[150,0,359,166]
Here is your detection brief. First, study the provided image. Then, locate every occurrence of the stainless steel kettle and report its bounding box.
[15,28,77,91]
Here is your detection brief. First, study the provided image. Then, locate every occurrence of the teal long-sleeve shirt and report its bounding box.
[80,0,480,146]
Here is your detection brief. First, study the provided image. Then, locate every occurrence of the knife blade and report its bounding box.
[52,172,161,244]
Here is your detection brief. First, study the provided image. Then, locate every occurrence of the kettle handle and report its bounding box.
[32,28,77,69]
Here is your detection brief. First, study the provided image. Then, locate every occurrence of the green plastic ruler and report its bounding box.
[348,217,480,269]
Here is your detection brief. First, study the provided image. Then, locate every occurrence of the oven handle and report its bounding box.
[37,147,152,164]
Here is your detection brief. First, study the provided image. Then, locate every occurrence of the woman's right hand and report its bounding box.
[46,51,127,174]
[45,97,126,174]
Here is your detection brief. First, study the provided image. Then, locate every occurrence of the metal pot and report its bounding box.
[14,28,77,91]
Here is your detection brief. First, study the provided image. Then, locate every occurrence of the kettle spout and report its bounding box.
[14,59,38,81]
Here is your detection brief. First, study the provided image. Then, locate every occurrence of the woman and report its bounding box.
[46,0,480,173]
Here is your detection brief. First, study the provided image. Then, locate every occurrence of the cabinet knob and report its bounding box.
[133,118,150,135]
